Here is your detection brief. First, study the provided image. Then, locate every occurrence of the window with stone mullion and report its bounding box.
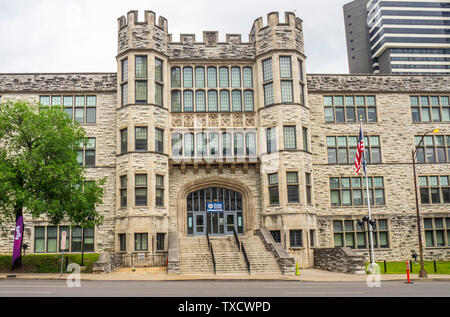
[279,56,292,78]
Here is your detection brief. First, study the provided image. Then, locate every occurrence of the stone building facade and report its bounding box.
[0,11,449,269]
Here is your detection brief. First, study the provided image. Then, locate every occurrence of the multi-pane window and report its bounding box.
[415,135,450,164]
[171,90,182,112]
[233,132,244,156]
[183,67,193,88]
[222,133,232,156]
[40,95,96,124]
[287,172,300,203]
[120,175,127,207]
[135,233,148,251]
[195,67,205,87]
[121,59,128,107]
[155,58,163,82]
[83,228,94,252]
[309,229,315,247]
[324,95,377,123]
[330,176,385,206]
[196,133,207,157]
[196,90,206,111]
[156,175,164,207]
[207,67,217,87]
[135,81,148,103]
[279,56,292,78]
[289,230,303,247]
[264,83,274,106]
[411,95,450,123]
[231,67,241,87]
[327,136,381,164]
[47,226,57,253]
[34,226,45,253]
[281,80,293,103]
[232,90,242,111]
[268,173,279,205]
[172,133,183,157]
[119,233,126,252]
[302,127,308,152]
[183,90,194,112]
[155,128,164,153]
[305,172,312,206]
[71,227,82,252]
[246,132,256,156]
[266,127,277,154]
[155,83,163,107]
[157,233,165,251]
[121,83,128,107]
[424,217,450,247]
[419,176,450,204]
[77,138,96,167]
[243,90,254,111]
[135,127,148,151]
[220,90,230,111]
[262,58,273,82]
[208,90,218,111]
[171,67,181,87]
[135,56,148,78]
[299,84,305,106]
[34,226,96,253]
[120,128,128,154]
[333,219,389,249]
[243,67,253,87]
[210,133,219,157]
[284,126,297,150]
[184,133,194,157]
[298,59,304,81]
[135,174,148,206]
[219,67,229,88]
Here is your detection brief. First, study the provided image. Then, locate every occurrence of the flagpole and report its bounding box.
[360,116,376,272]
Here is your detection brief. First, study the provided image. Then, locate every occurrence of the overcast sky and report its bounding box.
[0,0,351,74]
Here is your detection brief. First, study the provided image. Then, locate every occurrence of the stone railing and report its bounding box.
[167,231,180,275]
[256,228,295,275]
[313,247,366,275]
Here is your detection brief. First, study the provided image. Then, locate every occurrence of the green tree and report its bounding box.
[0,101,105,269]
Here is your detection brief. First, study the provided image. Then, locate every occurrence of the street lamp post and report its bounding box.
[412,128,440,279]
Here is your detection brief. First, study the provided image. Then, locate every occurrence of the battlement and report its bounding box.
[167,32,250,45]
[249,11,303,41]
[117,10,168,33]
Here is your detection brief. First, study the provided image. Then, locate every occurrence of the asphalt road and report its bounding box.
[0,279,449,297]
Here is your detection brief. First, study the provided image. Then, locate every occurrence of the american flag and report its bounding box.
[354,127,366,175]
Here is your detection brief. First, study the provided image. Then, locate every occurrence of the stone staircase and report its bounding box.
[241,235,282,274]
[178,235,283,275]
[210,236,248,274]
[178,236,214,275]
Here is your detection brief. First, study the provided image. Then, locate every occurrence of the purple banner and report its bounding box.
[12,216,23,267]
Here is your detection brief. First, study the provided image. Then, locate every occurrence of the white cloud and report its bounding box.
[0,0,351,73]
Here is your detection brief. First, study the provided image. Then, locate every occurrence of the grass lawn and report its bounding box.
[0,253,99,273]
[366,261,450,274]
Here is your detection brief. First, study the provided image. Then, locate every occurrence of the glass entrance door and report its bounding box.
[187,187,243,236]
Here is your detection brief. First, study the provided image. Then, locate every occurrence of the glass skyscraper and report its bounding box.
[344,0,450,75]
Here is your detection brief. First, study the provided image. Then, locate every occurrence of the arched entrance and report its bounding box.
[186,187,244,236]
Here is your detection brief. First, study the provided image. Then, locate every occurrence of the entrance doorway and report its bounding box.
[187,187,243,236]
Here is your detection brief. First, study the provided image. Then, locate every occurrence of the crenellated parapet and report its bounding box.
[117,10,168,56]
[249,11,304,57]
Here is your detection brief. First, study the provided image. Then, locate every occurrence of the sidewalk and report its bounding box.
[1,268,450,282]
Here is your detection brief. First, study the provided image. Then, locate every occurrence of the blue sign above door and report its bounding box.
[207,202,224,212]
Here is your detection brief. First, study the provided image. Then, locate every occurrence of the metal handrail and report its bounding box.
[206,231,216,274]
[241,241,251,274]
[232,226,240,251]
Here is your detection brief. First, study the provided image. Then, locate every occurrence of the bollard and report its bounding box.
[405,261,412,284]
[296,262,300,276]
[410,260,413,273]
[434,260,437,273]
[384,260,387,273]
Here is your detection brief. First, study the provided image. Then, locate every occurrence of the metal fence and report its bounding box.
[122,253,168,268]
